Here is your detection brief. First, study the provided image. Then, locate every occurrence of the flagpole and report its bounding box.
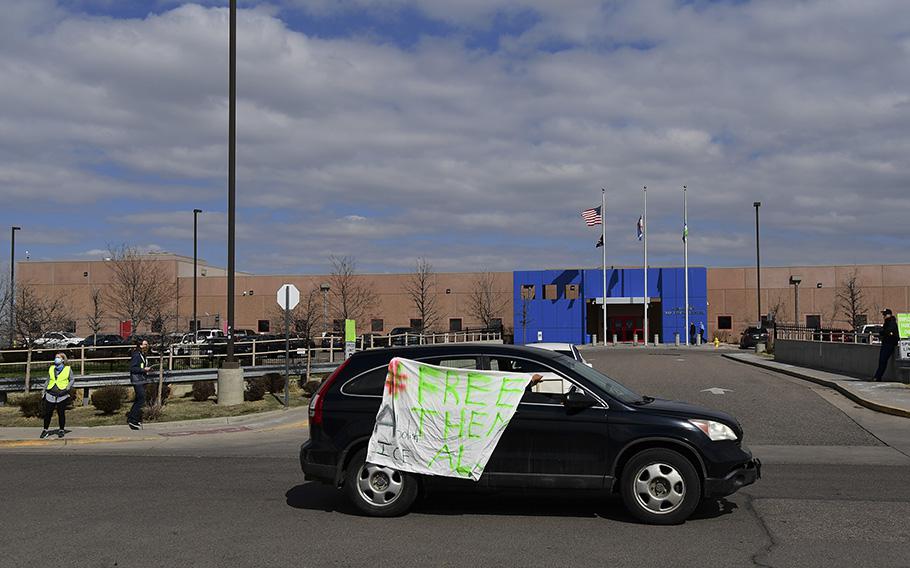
[684,185,689,347]
[602,188,607,347]
[643,186,648,347]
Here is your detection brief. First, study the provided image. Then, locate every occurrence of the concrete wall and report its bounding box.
[775,339,900,381]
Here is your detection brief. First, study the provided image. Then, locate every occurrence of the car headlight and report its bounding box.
[689,419,738,441]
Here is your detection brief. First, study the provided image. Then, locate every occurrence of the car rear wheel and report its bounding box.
[344,449,418,517]
[620,448,701,525]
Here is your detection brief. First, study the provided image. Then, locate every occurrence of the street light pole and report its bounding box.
[9,226,20,348]
[226,0,236,364]
[193,209,202,334]
[754,202,762,328]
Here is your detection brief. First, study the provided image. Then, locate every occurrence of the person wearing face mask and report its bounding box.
[127,339,155,430]
[40,352,75,439]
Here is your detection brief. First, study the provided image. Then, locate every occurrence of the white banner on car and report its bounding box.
[366,357,533,481]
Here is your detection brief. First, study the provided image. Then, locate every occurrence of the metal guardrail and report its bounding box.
[0,362,341,407]
[773,324,877,344]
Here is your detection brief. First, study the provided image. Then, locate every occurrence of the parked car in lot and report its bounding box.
[300,344,760,524]
[860,324,882,344]
[81,334,125,348]
[738,327,768,349]
[32,332,85,349]
[526,342,592,367]
[388,327,420,347]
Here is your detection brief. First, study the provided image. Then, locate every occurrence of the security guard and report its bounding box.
[41,352,75,439]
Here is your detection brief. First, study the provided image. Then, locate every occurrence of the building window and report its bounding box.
[333,319,343,332]
[409,318,423,330]
[150,318,162,333]
[806,315,821,329]
[449,318,463,332]
[258,320,270,333]
[717,316,732,330]
[371,319,384,332]
[65,320,77,333]
[543,284,558,300]
[490,318,503,332]
[565,284,579,300]
[520,284,535,300]
[760,315,772,328]
[855,314,868,328]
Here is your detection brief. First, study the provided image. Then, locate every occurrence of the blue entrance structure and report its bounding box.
[513,267,707,345]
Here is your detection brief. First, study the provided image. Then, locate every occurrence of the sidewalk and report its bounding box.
[0,406,309,448]
[724,352,910,419]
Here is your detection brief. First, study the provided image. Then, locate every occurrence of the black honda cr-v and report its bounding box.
[300,344,760,524]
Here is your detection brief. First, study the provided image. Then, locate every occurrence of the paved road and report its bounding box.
[1,349,908,567]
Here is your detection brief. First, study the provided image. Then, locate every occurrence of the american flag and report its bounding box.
[581,205,602,226]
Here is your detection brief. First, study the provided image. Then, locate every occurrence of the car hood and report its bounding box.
[640,398,742,435]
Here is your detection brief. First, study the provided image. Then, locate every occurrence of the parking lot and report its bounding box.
[1,348,908,567]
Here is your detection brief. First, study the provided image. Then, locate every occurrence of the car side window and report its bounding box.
[417,357,479,370]
[343,366,388,396]
[489,357,573,404]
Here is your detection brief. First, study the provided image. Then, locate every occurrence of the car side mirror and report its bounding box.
[564,390,596,410]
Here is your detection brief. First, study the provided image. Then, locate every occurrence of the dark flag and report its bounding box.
[595,234,603,248]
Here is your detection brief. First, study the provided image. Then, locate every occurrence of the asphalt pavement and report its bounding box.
[1,347,908,567]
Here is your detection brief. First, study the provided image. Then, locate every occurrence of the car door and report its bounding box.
[481,355,611,489]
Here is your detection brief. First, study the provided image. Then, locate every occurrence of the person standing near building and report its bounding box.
[40,353,75,439]
[873,309,899,381]
[689,322,697,345]
[698,321,706,345]
[127,339,154,429]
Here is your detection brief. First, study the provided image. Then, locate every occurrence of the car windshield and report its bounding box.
[559,357,642,404]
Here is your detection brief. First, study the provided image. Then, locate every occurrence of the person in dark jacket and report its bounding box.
[40,352,75,439]
[127,339,154,429]
[873,309,900,381]
[689,323,697,345]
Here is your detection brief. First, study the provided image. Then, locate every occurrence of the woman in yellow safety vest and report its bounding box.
[40,352,75,439]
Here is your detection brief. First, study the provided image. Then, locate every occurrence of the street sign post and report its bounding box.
[277,284,300,408]
[344,319,356,360]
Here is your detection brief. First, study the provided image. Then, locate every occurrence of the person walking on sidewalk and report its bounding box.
[127,339,154,430]
[40,353,75,439]
[873,309,900,381]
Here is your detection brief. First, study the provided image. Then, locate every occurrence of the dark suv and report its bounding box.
[300,344,760,524]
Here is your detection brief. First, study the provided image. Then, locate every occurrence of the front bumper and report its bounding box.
[704,457,761,498]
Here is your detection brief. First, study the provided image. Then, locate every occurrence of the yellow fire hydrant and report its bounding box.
[713,337,720,349]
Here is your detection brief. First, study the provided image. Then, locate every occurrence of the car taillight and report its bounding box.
[310,357,351,426]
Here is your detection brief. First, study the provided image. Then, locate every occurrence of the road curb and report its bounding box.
[0,436,160,448]
[723,353,910,419]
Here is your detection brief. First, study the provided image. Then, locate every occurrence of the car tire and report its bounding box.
[344,449,418,517]
[620,448,701,525]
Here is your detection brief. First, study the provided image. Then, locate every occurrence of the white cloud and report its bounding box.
[1,1,908,272]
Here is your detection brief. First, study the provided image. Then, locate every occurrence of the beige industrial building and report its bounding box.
[12,254,909,342]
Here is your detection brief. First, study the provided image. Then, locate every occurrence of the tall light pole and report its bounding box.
[320,283,330,333]
[789,276,802,326]
[754,202,762,327]
[226,0,237,364]
[9,226,20,348]
[193,209,202,334]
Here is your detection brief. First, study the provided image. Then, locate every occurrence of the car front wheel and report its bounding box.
[620,448,701,525]
[344,449,418,517]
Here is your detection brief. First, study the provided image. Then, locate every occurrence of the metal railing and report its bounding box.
[773,324,877,344]
[0,331,503,379]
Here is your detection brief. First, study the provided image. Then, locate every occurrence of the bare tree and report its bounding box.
[14,283,70,390]
[836,269,868,331]
[0,262,10,348]
[106,245,175,334]
[404,258,439,332]
[468,272,507,330]
[765,291,787,325]
[328,256,377,330]
[148,297,179,408]
[518,293,532,344]
[86,288,105,343]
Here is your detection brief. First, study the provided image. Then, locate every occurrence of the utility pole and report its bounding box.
[320,283,330,333]
[193,209,202,334]
[9,226,20,348]
[754,202,762,327]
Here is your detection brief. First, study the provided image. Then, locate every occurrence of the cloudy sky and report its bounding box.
[1,0,908,275]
